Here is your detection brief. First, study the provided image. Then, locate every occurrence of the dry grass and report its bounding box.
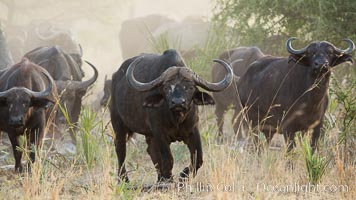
[0,106,354,200]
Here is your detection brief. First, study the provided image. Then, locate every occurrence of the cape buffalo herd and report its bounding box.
[0,19,354,186]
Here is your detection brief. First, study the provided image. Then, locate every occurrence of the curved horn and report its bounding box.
[335,39,355,55]
[193,59,233,92]
[126,56,165,91]
[286,37,308,55]
[67,60,98,90]
[0,70,53,99]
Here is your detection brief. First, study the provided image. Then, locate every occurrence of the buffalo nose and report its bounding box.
[9,116,24,127]
[314,60,328,68]
[171,97,186,105]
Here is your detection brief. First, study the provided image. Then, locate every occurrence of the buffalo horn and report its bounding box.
[0,70,53,98]
[65,61,98,90]
[335,39,355,55]
[193,59,233,92]
[126,56,165,91]
[286,37,308,55]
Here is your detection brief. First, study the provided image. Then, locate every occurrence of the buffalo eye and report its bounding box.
[163,86,169,91]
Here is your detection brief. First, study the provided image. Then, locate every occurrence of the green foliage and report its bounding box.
[213,0,356,55]
[186,24,239,79]
[78,107,101,169]
[299,134,330,185]
[329,75,356,164]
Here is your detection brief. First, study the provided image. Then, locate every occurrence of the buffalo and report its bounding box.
[110,49,233,183]
[237,38,354,151]
[212,47,265,142]
[24,46,98,143]
[4,21,81,63]
[0,58,57,172]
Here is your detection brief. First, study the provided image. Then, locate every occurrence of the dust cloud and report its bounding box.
[0,0,213,106]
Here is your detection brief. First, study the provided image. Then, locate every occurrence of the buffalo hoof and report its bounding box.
[15,167,23,174]
[178,167,191,182]
[157,175,173,184]
[118,176,130,184]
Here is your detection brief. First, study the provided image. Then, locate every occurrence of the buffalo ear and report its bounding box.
[332,54,354,67]
[143,94,164,107]
[31,98,54,109]
[288,54,309,66]
[194,91,215,105]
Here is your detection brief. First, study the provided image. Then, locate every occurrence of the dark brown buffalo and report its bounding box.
[110,49,232,183]
[237,38,354,151]
[0,58,57,172]
[24,46,98,142]
[212,47,265,141]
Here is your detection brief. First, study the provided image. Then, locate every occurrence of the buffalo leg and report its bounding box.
[8,133,23,172]
[26,125,45,171]
[70,98,82,144]
[111,115,129,183]
[215,103,226,141]
[146,136,173,182]
[284,132,296,153]
[115,134,129,183]
[311,120,323,153]
[181,127,203,180]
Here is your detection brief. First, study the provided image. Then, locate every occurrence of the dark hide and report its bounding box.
[237,39,354,152]
[110,49,231,183]
[0,58,57,172]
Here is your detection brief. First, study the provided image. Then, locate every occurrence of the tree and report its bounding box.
[212,0,356,55]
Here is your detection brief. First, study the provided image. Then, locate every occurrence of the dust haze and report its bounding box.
[0,0,213,105]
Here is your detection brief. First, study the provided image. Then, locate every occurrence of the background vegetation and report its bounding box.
[213,0,356,56]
